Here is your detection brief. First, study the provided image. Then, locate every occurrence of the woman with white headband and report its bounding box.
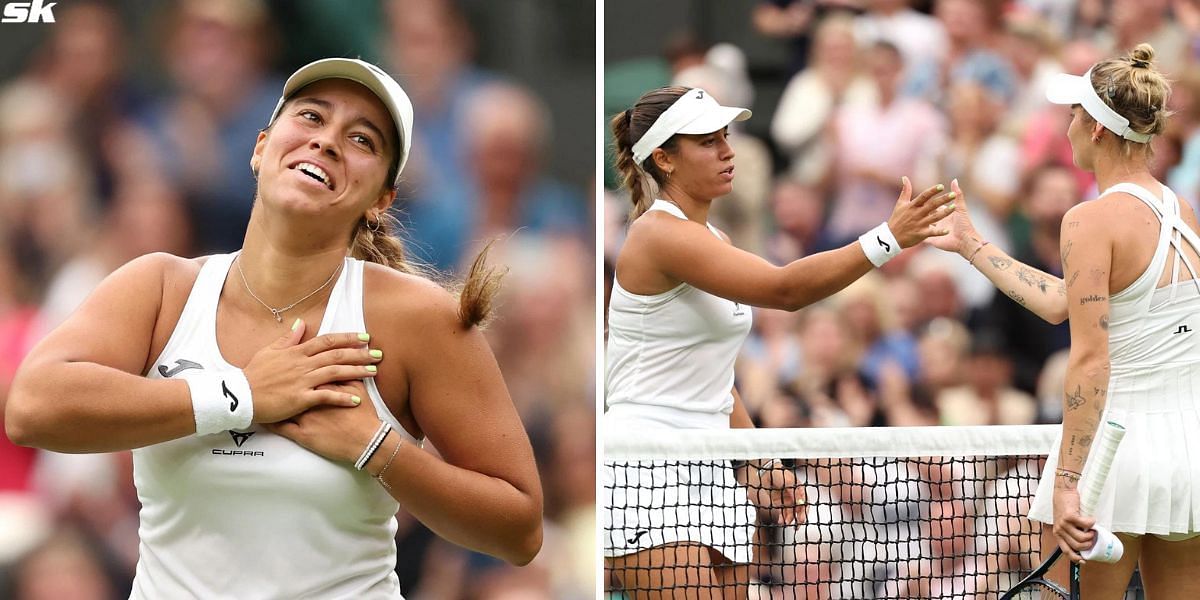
[603,85,955,597]
[6,58,542,598]
[930,44,1200,596]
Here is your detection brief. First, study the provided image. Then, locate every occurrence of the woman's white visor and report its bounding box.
[632,89,752,166]
[1045,68,1151,143]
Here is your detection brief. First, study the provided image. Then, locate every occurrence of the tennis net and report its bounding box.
[603,425,1143,599]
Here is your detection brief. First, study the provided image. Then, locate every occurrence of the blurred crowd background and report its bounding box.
[604,0,1200,432]
[0,1,594,599]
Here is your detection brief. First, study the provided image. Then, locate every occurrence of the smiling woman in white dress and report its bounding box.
[603,85,955,599]
[928,44,1200,598]
[6,58,542,599]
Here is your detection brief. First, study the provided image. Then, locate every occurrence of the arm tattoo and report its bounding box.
[1017,267,1037,288]
[1057,281,1067,296]
[1090,268,1106,284]
[1066,385,1086,410]
[1080,294,1106,305]
[1079,434,1094,448]
[1009,292,1026,306]
[1100,314,1109,330]
[1062,240,1074,270]
[1067,270,1079,288]
[1068,220,1081,229]
[988,256,1013,270]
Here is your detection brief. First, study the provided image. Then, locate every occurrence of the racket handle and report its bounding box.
[1080,524,1124,563]
[1079,421,1126,516]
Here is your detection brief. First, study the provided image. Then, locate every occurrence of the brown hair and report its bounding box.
[349,214,503,329]
[610,86,689,219]
[1086,43,1173,155]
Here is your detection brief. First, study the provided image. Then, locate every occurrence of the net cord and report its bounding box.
[604,424,1060,460]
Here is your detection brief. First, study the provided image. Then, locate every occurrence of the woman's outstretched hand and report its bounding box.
[887,177,957,249]
[924,179,983,256]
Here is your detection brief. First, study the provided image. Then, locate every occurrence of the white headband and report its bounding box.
[630,88,751,166]
[1045,67,1152,144]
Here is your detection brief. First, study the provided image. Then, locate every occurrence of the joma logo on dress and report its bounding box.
[2,0,56,23]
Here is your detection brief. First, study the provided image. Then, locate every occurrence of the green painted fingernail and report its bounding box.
[365,365,377,373]
[937,184,945,191]
[948,192,956,200]
[369,349,383,359]
[351,395,362,405]
[358,333,370,342]
[948,203,956,210]
[291,318,302,331]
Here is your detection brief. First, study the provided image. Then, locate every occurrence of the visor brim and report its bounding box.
[1045,72,1090,106]
[675,106,753,135]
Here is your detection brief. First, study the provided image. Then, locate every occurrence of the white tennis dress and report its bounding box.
[1029,183,1200,536]
[603,200,756,563]
[131,252,417,599]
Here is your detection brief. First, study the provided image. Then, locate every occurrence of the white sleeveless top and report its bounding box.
[605,200,753,429]
[131,252,415,599]
[1030,183,1200,534]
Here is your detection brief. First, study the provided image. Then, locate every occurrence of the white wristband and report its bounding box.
[858,221,902,267]
[187,371,254,435]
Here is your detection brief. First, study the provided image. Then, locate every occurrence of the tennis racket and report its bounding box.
[1000,421,1127,599]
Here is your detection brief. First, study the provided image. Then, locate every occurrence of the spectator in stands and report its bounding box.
[383,0,496,271]
[772,14,875,184]
[854,0,946,72]
[825,40,946,248]
[766,179,828,265]
[833,272,921,387]
[142,0,280,253]
[936,330,1038,426]
[456,83,588,257]
[904,0,1017,108]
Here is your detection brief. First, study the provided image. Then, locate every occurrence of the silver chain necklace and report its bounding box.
[235,257,343,322]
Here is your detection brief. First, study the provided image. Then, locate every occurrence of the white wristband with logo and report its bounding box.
[187,371,254,435]
[858,221,902,267]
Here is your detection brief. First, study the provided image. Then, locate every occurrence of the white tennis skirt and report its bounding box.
[602,459,757,564]
[1028,381,1200,535]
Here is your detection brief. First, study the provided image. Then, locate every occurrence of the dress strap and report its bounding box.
[647,199,724,241]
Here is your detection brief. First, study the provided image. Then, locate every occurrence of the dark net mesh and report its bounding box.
[603,455,1144,599]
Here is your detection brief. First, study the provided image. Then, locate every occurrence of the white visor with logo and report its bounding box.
[631,88,751,166]
[269,58,415,185]
[1045,67,1151,143]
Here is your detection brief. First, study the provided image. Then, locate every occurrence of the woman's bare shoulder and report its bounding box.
[361,262,463,333]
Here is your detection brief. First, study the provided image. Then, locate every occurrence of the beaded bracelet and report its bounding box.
[355,422,392,471]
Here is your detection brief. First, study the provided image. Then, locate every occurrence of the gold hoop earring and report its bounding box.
[366,216,382,233]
